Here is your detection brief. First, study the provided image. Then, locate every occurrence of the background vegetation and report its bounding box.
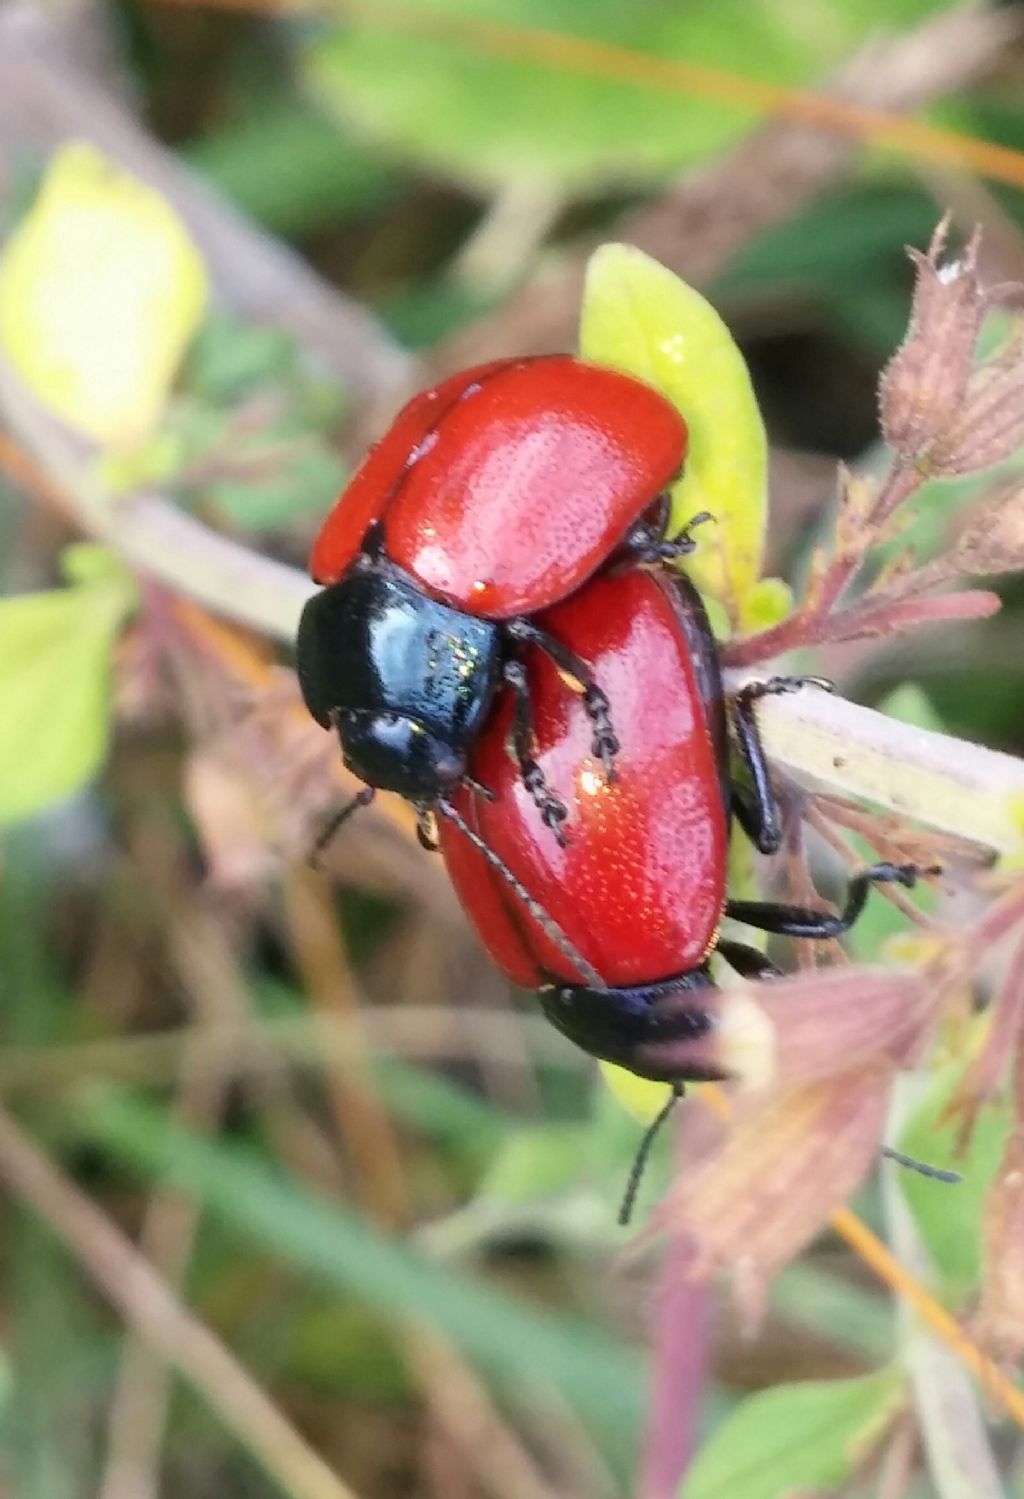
[2,1,1024,1496]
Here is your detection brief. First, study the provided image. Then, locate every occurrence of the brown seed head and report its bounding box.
[657,1068,891,1328]
[976,1126,1024,1365]
[719,965,935,1090]
[953,482,1024,577]
[930,323,1024,476]
[879,217,985,461]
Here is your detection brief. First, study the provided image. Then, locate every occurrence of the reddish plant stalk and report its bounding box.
[725,461,925,667]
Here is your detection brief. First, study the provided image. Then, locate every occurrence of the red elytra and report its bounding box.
[438,567,729,987]
[310,356,687,618]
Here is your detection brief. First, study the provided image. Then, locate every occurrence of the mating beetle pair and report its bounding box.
[297,356,691,834]
[297,355,927,1098]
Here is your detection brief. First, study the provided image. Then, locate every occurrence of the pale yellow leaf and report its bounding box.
[599,1062,673,1125]
[0,142,208,447]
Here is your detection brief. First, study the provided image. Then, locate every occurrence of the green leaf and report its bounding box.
[877,684,947,735]
[305,0,792,195]
[79,1090,647,1457]
[681,1369,904,1499]
[598,1062,673,1127]
[304,0,948,195]
[737,576,793,633]
[897,1056,1010,1299]
[0,547,137,823]
[580,243,770,627]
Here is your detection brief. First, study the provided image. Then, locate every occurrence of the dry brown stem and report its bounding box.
[0,1099,362,1499]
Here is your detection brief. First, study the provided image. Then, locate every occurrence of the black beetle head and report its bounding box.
[333,709,465,800]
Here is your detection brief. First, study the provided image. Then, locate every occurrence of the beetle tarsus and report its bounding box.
[523,761,570,847]
[583,683,620,782]
[740,674,835,703]
[716,939,783,980]
[725,860,941,939]
[626,506,714,567]
[657,508,714,562]
[505,658,571,843]
[730,674,835,854]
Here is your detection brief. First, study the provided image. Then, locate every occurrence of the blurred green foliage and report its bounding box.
[3,0,1024,1495]
[680,1368,904,1499]
[305,0,947,192]
[0,547,137,823]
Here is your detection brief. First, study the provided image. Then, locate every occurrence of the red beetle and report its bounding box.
[297,356,699,843]
[437,565,927,1097]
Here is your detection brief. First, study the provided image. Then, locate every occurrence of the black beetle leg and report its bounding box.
[626,506,715,566]
[506,619,619,781]
[715,939,783,980]
[730,675,835,855]
[725,861,940,940]
[503,659,570,846]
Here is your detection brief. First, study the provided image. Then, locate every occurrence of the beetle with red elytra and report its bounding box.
[437,564,926,1064]
[296,355,931,1159]
[297,354,705,846]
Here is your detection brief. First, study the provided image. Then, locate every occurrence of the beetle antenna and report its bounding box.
[436,798,607,991]
[618,1084,684,1227]
[882,1146,961,1184]
[462,774,498,803]
[309,786,376,869]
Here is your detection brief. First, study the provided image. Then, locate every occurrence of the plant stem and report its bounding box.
[816,460,922,613]
[879,1084,1007,1496]
[725,459,924,666]
[722,673,1024,858]
[3,357,1024,859]
[828,1205,1024,1435]
[0,356,316,640]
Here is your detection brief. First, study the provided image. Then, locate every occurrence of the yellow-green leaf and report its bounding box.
[738,576,793,634]
[0,546,137,822]
[0,143,208,448]
[599,1062,673,1126]
[999,792,1024,875]
[580,243,769,628]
